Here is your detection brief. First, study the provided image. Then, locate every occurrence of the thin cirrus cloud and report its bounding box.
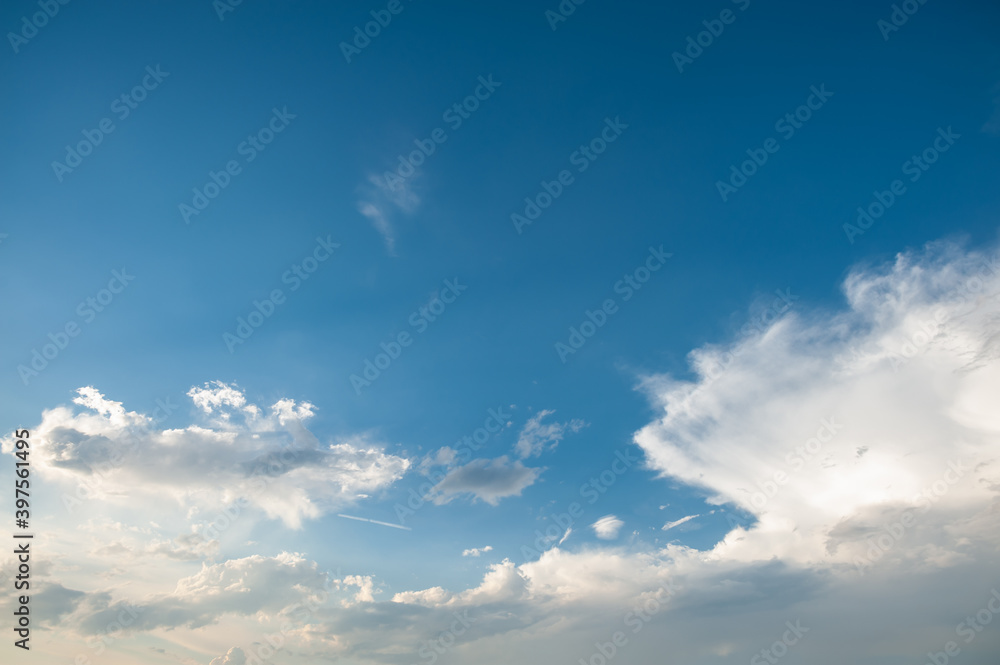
[662,514,700,532]
[357,172,420,255]
[514,409,588,459]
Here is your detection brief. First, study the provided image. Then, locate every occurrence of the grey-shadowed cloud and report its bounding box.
[1,382,411,529]
[428,456,543,505]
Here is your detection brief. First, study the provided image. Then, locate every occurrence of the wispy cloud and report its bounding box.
[357,173,420,256]
[338,514,412,531]
[515,409,587,458]
[662,514,699,531]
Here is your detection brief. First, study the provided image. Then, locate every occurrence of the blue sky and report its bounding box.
[2,1,1000,663]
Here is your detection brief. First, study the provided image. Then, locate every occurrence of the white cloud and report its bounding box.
[209,647,246,665]
[188,381,254,417]
[71,386,146,427]
[515,410,587,458]
[462,546,494,557]
[59,552,331,634]
[634,239,1000,569]
[591,515,624,540]
[662,514,699,532]
[1,383,410,529]
[89,529,218,561]
[5,239,1000,665]
[361,240,1000,665]
[339,574,379,606]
